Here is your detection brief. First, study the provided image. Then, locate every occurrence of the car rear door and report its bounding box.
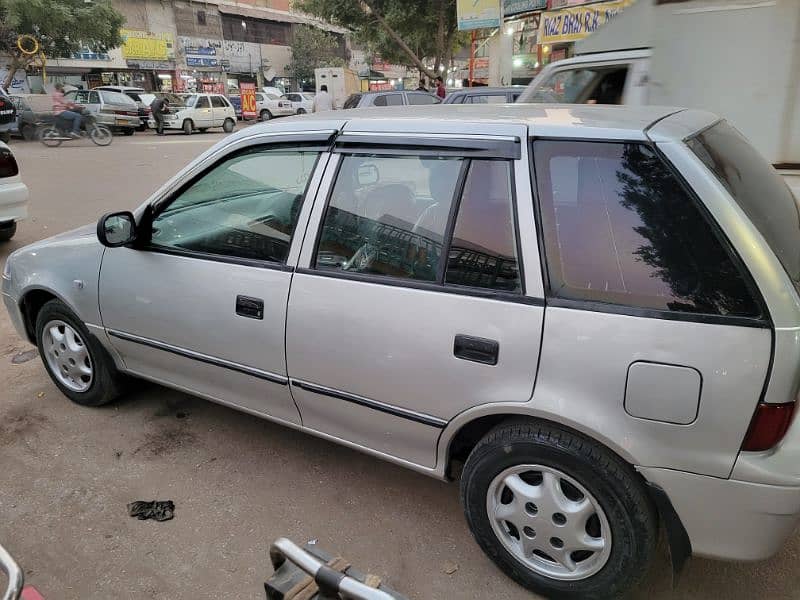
[193,95,213,127]
[210,95,230,125]
[99,131,334,424]
[286,126,544,468]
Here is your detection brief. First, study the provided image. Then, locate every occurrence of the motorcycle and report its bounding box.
[40,107,112,147]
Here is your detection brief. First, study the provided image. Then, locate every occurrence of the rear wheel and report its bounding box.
[122,128,134,136]
[260,109,272,121]
[0,131,10,143]
[223,118,235,133]
[183,119,193,135]
[90,125,113,146]
[35,300,125,406]
[460,421,657,600]
[0,221,16,241]
[40,126,63,147]
[297,108,307,115]
[20,123,36,141]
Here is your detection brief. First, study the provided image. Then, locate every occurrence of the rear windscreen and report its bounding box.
[687,120,800,286]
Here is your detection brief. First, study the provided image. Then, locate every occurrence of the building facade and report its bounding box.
[3,0,348,94]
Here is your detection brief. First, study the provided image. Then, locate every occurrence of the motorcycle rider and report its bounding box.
[52,82,82,138]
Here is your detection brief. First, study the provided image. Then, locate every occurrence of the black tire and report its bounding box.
[122,128,135,136]
[35,300,125,407]
[260,109,272,121]
[297,108,307,115]
[20,123,35,141]
[0,221,16,241]
[460,420,657,600]
[90,125,113,146]
[40,126,62,147]
[0,131,10,143]
[183,119,193,135]
[223,118,235,133]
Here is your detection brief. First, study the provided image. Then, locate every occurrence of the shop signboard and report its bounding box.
[187,57,220,67]
[121,29,175,61]
[457,0,502,30]
[539,0,633,44]
[241,82,257,119]
[504,0,547,17]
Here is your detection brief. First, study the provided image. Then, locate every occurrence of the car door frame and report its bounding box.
[193,94,213,128]
[289,124,546,471]
[98,127,341,425]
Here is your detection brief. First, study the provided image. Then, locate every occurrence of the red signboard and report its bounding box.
[240,82,257,119]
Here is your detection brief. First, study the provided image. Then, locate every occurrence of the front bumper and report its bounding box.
[640,466,800,561]
[2,290,27,340]
[0,181,28,223]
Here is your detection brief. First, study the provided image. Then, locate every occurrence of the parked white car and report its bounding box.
[0,142,27,241]
[149,93,236,135]
[256,92,294,121]
[281,92,315,115]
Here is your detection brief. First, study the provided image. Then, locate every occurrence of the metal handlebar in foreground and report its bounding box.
[270,538,395,600]
[0,543,23,600]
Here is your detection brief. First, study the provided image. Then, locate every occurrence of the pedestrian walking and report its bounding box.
[435,76,446,99]
[150,96,170,135]
[313,85,334,112]
[416,78,428,92]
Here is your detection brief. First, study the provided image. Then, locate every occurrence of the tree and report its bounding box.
[0,0,124,90]
[295,0,465,80]
[290,25,346,87]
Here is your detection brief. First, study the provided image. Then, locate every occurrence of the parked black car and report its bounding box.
[443,86,525,104]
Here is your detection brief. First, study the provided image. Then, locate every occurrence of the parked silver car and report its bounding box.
[5,105,800,598]
[64,89,141,135]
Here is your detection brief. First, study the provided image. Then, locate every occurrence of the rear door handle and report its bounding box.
[454,334,499,365]
[235,295,264,320]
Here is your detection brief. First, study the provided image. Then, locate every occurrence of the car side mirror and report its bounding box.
[97,211,137,247]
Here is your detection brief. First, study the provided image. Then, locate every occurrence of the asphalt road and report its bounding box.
[1,127,799,600]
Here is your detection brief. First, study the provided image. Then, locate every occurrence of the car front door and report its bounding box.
[193,95,213,127]
[286,131,544,468]
[98,133,331,423]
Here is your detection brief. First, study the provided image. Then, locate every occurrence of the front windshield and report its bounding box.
[183,94,198,108]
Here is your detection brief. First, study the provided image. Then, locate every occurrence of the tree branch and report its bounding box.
[362,0,435,79]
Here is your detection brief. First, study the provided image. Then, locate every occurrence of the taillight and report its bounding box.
[742,402,795,451]
[0,149,19,178]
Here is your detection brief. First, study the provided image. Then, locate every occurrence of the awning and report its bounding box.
[216,4,348,33]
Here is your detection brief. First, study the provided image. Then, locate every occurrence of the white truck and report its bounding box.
[518,0,800,197]
[314,67,360,110]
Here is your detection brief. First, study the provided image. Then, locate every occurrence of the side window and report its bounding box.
[445,161,521,292]
[533,140,761,317]
[72,91,89,103]
[470,95,507,104]
[150,149,321,263]
[315,155,464,281]
[210,95,226,108]
[528,67,626,104]
[90,91,100,104]
[386,94,404,106]
[373,95,387,107]
[195,96,210,108]
[407,93,438,105]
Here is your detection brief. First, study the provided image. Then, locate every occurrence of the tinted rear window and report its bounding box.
[343,94,362,109]
[687,121,800,286]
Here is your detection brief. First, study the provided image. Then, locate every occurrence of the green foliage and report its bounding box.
[0,0,124,78]
[290,25,346,84]
[296,0,465,76]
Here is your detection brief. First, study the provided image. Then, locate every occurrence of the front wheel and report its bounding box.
[183,119,193,135]
[223,118,235,133]
[460,421,657,600]
[90,125,113,146]
[35,300,125,406]
[40,126,63,147]
[297,108,307,115]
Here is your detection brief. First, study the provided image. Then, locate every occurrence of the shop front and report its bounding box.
[119,29,178,91]
[537,0,635,64]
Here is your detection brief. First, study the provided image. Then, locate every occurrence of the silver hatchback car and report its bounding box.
[4,105,800,598]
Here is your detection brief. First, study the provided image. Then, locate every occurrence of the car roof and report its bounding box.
[449,87,524,95]
[255,104,700,141]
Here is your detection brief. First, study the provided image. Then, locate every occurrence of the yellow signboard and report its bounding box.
[121,29,174,61]
[539,0,634,44]
[457,0,502,31]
